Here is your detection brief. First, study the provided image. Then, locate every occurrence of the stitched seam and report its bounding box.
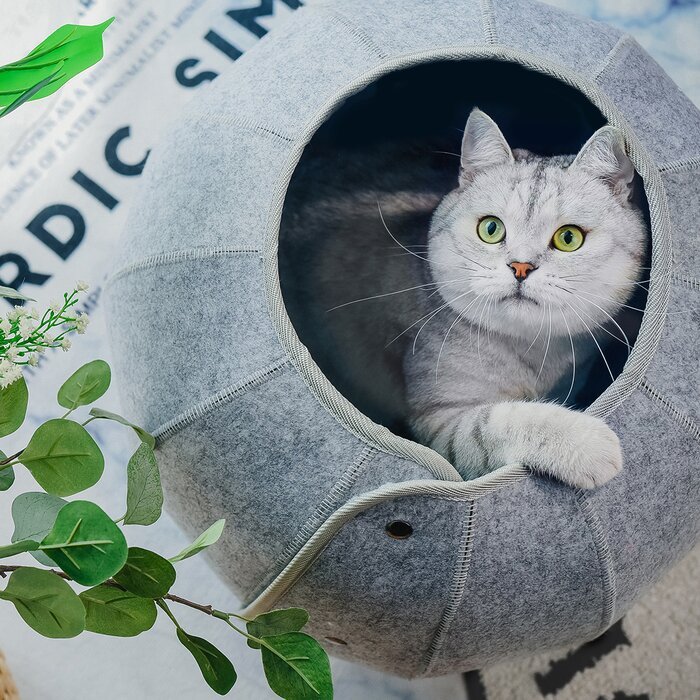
[575,491,617,633]
[480,0,497,45]
[422,500,476,674]
[591,33,634,83]
[106,247,261,288]
[249,445,378,598]
[671,272,700,290]
[194,112,296,143]
[153,357,291,444]
[317,6,389,61]
[659,156,700,174]
[640,380,700,441]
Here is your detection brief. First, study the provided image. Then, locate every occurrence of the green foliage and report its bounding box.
[124,442,163,526]
[0,567,85,638]
[0,20,114,117]
[58,359,111,409]
[81,584,157,637]
[0,376,28,438]
[89,407,155,449]
[177,628,237,695]
[20,419,104,496]
[261,633,333,700]
[247,608,310,650]
[170,519,226,563]
[0,451,14,491]
[113,547,175,599]
[40,501,128,585]
[0,539,39,558]
[11,491,67,565]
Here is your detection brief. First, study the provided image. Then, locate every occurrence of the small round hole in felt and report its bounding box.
[385,520,414,539]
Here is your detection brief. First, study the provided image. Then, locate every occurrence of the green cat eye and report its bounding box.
[477,216,506,244]
[552,225,585,252]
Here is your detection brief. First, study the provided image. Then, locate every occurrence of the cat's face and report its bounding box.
[428,109,647,340]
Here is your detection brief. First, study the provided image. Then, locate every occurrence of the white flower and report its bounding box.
[74,312,90,334]
[7,307,21,321]
[27,354,39,367]
[0,318,11,335]
[60,337,71,352]
[0,361,21,388]
[18,317,36,340]
[49,299,63,314]
[76,280,89,293]
[5,345,20,361]
[28,307,40,320]
[35,344,46,354]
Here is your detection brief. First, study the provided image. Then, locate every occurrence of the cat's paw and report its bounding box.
[543,413,623,489]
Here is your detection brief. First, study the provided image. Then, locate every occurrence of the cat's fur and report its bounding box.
[403,109,647,488]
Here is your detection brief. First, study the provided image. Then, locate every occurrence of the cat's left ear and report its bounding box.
[571,126,635,200]
[459,108,514,186]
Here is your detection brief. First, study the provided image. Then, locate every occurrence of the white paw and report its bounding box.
[541,413,623,489]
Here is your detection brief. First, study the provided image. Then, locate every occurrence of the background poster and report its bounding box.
[0,1,697,698]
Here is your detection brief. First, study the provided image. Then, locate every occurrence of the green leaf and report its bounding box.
[170,520,225,563]
[113,547,176,599]
[0,567,85,638]
[40,501,128,586]
[0,451,14,491]
[0,539,39,558]
[20,418,104,496]
[0,376,28,438]
[89,407,156,449]
[57,359,111,410]
[0,67,63,119]
[261,633,333,700]
[124,443,163,526]
[80,584,157,637]
[0,20,114,111]
[0,285,35,302]
[247,608,310,650]
[177,628,237,695]
[11,491,68,566]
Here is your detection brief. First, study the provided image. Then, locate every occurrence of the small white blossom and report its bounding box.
[35,344,46,354]
[5,345,20,361]
[28,307,41,320]
[75,312,90,334]
[76,280,89,293]
[7,307,21,321]
[60,337,72,352]
[49,299,63,314]
[0,360,21,388]
[18,317,36,339]
[27,353,39,367]
[0,318,11,335]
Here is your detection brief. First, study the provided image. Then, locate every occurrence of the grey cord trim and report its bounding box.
[671,272,700,291]
[422,500,477,674]
[480,0,498,45]
[639,380,700,441]
[575,491,617,633]
[153,357,291,444]
[105,246,261,289]
[591,33,634,83]
[658,156,700,174]
[261,43,672,485]
[240,464,529,616]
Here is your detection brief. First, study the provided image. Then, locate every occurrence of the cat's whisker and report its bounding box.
[524,305,547,356]
[561,298,616,383]
[432,150,462,159]
[575,288,694,315]
[446,243,490,271]
[476,293,494,369]
[536,303,553,385]
[409,290,477,354]
[327,278,459,312]
[559,308,576,406]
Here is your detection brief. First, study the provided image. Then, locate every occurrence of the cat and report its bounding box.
[402,108,647,488]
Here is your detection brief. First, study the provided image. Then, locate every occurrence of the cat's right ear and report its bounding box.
[460,108,514,186]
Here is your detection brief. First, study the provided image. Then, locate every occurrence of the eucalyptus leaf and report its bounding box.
[20,419,104,496]
[124,443,163,526]
[80,584,157,637]
[0,285,35,302]
[261,633,333,700]
[177,628,237,695]
[57,359,111,409]
[89,407,156,449]
[0,376,28,438]
[11,491,68,566]
[0,567,85,638]
[0,20,114,111]
[0,451,14,492]
[113,547,176,599]
[170,520,225,563]
[40,501,128,586]
[0,539,39,558]
[247,608,310,650]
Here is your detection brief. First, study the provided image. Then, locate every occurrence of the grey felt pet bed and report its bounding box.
[104,0,700,678]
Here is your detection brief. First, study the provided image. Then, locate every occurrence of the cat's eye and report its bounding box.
[477,216,506,244]
[551,225,585,252]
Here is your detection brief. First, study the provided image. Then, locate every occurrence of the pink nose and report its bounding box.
[509,261,536,280]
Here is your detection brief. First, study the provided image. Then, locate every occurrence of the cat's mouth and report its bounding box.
[501,289,539,306]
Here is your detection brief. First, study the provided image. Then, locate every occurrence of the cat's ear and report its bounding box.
[571,126,635,199]
[459,108,514,186]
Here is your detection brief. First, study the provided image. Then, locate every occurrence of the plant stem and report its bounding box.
[0,449,22,466]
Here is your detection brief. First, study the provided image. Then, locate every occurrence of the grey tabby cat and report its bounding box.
[404,108,646,488]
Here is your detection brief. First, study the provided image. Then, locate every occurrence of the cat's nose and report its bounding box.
[509,261,536,280]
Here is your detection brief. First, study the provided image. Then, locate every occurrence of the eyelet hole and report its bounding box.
[385,520,413,539]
